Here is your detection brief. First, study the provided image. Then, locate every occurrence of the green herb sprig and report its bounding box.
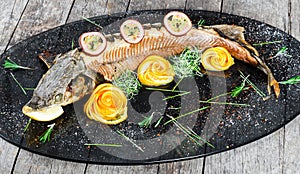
[9,72,27,95]
[3,58,32,70]
[197,19,205,27]
[39,123,55,143]
[23,118,32,133]
[116,130,144,152]
[112,70,141,100]
[269,46,292,59]
[84,143,122,147]
[239,71,266,97]
[170,48,202,79]
[252,40,282,46]
[81,16,103,29]
[231,75,249,97]
[164,106,210,125]
[138,113,154,128]
[167,115,214,148]
[279,75,300,85]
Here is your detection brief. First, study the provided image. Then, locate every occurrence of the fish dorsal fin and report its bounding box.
[199,24,259,56]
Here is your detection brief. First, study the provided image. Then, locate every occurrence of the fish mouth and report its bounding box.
[22,105,64,121]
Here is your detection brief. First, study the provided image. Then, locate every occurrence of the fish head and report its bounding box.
[22,49,97,121]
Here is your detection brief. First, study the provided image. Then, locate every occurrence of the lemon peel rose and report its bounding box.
[138,55,175,86]
[84,83,127,125]
[201,47,234,71]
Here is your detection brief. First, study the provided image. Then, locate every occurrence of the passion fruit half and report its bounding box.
[120,19,144,44]
[163,11,192,36]
[79,32,107,56]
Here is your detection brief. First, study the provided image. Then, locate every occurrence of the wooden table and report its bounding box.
[0,0,299,173]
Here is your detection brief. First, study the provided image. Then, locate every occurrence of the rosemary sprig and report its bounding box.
[197,19,205,27]
[116,130,144,152]
[71,38,75,49]
[112,70,141,100]
[164,106,210,125]
[39,123,55,143]
[145,87,187,93]
[167,115,214,148]
[199,100,250,106]
[138,113,154,128]
[3,58,32,70]
[269,46,292,59]
[154,116,164,128]
[24,87,35,91]
[252,40,282,46]
[163,91,191,100]
[81,16,103,29]
[231,75,249,97]
[239,71,266,97]
[23,118,32,133]
[279,75,300,85]
[9,72,27,95]
[84,143,122,147]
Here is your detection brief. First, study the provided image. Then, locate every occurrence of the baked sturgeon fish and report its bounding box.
[22,20,280,121]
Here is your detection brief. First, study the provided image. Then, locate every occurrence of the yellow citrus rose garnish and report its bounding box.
[84,83,127,125]
[201,47,235,71]
[138,55,175,86]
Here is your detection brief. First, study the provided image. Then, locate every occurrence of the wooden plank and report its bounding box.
[85,165,158,174]
[205,129,284,174]
[290,0,300,40]
[283,116,300,174]
[158,158,203,174]
[10,0,74,46]
[0,0,28,53]
[222,0,289,32]
[67,0,130,23]
[13,150,85,174]
[0,139,19,174]
[128,0,186,11]
[8,0,86,172]
[186,0,222,11]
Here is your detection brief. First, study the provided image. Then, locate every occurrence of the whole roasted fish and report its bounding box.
[22,21,280,121]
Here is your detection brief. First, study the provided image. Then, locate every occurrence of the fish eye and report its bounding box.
[55,94,63,103]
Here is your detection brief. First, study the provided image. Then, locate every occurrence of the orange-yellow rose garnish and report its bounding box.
[84,83,127,125]
[201,47,234,71]
[138,55,175,86]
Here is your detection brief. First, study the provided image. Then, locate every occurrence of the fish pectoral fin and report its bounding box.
[201,24,259,56]
[38,53,58,69]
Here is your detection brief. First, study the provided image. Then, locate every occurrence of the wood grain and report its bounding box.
[0,139,19,174]
[67,0,130,23]
[0,0,28,53]
[128,0,186,11]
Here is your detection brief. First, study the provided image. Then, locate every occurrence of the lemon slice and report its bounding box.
[22,105,64,121]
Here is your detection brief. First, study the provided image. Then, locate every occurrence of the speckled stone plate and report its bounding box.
[0,10,299,164]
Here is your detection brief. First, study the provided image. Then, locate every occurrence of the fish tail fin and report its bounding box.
[254,55,280,98]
